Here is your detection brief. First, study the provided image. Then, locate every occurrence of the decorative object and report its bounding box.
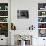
[42,12,45,15]
[5,6,8,10]
[0,11,8,16]
[0,23,8,30]
[0,6,1,10]
[11,23,16,30]
[15,35,32,46]
[19,35,32,45]
[38,11,46,16]
[38,3,46,10]
[0,3,8,10]
[38,23,46,28]
[0,17,8,22]
[39,29,46,37]
[29,25,35,30]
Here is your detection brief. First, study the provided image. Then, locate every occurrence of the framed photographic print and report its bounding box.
[17,10,29,19]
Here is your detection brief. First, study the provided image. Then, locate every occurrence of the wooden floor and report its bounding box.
[0,45,8,46]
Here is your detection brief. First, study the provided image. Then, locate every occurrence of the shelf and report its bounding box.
[0,22,8,23]
[38,16,46,17]
[0,16,8,17]
[38,10,46,11]
[38,22,46,23]
[0,10,8,11]
[38,28,46,29]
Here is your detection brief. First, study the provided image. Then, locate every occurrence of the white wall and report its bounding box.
[11,0,46,30]
[11,0,38,30]
[11,0,46,46]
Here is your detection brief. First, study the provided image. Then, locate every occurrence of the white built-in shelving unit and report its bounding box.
[38,3,46,37]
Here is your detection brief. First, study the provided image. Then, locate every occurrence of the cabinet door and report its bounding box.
[38,38,46,46]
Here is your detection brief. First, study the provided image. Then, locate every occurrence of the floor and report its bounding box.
[0,45,8,46]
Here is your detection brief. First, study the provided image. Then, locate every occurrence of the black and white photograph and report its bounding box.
[17,10,29,19]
